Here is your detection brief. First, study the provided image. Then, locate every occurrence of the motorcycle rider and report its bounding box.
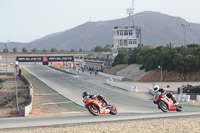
[153,85,179,105]
[82,91,108,106]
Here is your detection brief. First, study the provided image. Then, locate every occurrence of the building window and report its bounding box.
[117,31,120,35]
[129,39,132,44]
[120,40,123,46]
[129,30,132,36]
[120,30,123,35]
[117,40,120,46]
[129,39,138,45]
[124,40,128,46]
[133,39,137,44]
[124,30,128,35]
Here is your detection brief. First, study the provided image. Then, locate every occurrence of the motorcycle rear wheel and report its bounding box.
[108,104,117,115]
[158,101,168,112]
[88,103,99,116]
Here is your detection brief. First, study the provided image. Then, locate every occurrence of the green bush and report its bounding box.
[0,79,4,83]
[112,43,200,73]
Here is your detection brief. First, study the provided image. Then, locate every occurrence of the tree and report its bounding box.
[71,49,75,52]
[22,48,27,53]
[42,49,47,53]
[94,46,103,52]
[13,47,17,53]
[112,50,128,66]
[112,44,200,73]
[3,48,9,53]
[79,48,83,52]
[103,44,112,52]
[32,48,37,53]
[51,48,57,53]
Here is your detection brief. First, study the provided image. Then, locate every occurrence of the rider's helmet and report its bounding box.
[153,85,160,92]
[82,91,89,98]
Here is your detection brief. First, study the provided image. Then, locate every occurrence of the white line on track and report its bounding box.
[35,93,59,96]
[66,78,99,93]
[60,111,87,114]
[41,101,73,105]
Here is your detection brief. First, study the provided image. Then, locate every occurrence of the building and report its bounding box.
[112,26,141,57]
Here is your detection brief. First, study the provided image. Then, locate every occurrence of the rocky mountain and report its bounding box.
[1,11,200,51]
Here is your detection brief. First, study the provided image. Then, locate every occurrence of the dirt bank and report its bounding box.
[138,70,200,82]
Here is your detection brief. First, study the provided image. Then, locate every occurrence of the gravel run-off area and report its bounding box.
[1,116,200,133]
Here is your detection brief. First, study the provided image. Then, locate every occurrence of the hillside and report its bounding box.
[1,11,200,51]
[138,70,200,82]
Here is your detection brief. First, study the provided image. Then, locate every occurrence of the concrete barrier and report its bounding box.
[190,100,196,104]
[106,78,137,92]
[196,95,200,102]
[98,72,125,81]
[23,78,33,117]
[175,94,190,102]
[185,95,190,102]
[181,94,186,102]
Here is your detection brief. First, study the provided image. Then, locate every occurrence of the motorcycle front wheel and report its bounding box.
[176,104,182,112]
[88,103,99,116]
[158,101,168,112]
[108,104,117,115]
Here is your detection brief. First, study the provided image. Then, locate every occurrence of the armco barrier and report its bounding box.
[98,72,125,81]
[106,78,137,92]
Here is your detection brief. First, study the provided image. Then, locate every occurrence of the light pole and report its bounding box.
[182,24,190,54]
[158,66,162,87]
[14,72,19,111]
[82,43,84,66]
[4,44,8,73]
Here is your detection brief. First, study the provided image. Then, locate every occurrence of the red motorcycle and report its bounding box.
[153,92,182,112]
[83,95,117,116]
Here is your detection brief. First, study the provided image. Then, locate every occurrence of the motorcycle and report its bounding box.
[153,92,182,112]
[83,95,117,116]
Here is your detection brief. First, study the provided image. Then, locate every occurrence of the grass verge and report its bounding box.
[21,68,85,111]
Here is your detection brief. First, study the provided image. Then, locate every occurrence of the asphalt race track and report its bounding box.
[0,64,200,129]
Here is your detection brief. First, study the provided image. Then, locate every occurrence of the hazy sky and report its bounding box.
[0,0,199,43]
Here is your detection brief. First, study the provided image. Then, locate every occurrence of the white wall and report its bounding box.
[98,72,125,81]
[106,78,137,92]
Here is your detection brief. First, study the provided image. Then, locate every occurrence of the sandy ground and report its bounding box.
[0,65,71,117]
[1,116,200,133]
[0,65,28,117]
